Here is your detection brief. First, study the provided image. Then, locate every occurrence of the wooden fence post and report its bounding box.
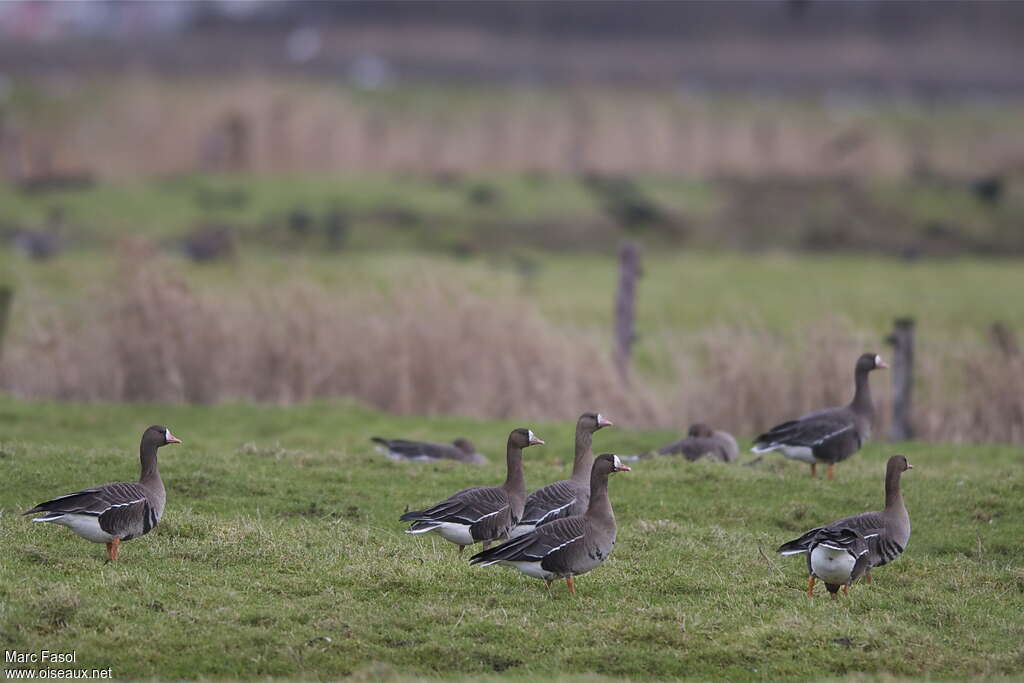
[0,286,12,366]
[886,317,915,441]
[613,242,641,382]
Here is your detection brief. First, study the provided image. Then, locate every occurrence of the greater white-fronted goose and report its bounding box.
[656,423,739,463]
[23,425,182,561]
[372,436,486,464]
[469,453,630,595]
[509,412,612,539]
[778,454,913,597]
[399,428,543,553]
[752,353,887,479]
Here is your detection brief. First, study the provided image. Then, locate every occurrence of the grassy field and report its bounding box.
[1,399,1022,680]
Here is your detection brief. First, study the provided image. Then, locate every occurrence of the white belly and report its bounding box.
[810,545,856,584]
[780,446,817,464]
[433,523,476,546]
[504,561,556,580]
[37,514,115,543]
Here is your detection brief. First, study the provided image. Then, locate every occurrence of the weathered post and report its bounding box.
[613,242,641,383]
[886,317,915,441]
[0,286,12,364]
[990,321,1019,357]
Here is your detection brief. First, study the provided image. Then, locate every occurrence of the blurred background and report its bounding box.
[1,0,1023,442]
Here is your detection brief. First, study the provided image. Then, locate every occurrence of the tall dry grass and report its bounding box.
[7,77,1024,182]
[3,251,1022,443]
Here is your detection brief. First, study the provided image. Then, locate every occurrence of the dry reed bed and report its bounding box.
[8,77,1024,181]
[2,256,1021,444]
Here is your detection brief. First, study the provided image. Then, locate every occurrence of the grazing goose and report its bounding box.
[469,453,630,595]
[752,353,887,479]
[372,436,486,464]
[656,423,739,463]
[23,425,182,561]
[399,428,543,554]
[509,412,613,539]
[778,454,913,597]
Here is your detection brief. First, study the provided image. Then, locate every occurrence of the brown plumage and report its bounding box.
[470,453,630,595]
[657,423,739,462]
[510,412,613,538]
[778,455,913,597]
[372,436,486,464]
[399,428,544,553]
[753,353,887,479]
[24,425,182,561]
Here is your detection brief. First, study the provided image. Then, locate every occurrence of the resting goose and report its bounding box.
[469,453,630,595]
[778,454,913,597]
[657,423,739,463]
[399,428,543,553]
[372,436,486,465]
[509,412,612,539]
[752,353,887,479]
[23,425,181,561]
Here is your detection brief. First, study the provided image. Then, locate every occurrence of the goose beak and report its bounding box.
[596,414,614,428]
[616,464,632,472]
[165,429,182,445]
[876,356,889,369]
[529,434,545,446]
[906,462,913,469]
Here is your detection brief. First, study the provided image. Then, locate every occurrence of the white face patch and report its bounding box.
[613,454,623,469]
[528,430,535,442]
[875,354,882,366]
[165,428,172,442]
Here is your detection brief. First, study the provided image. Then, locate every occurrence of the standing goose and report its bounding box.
[372,436,486,464]
[752,353,887,479]
[23,425,182,561]
[778,454,913,597]
[399,428,543,554]
[509,412,612,539]
[656,423,739,463]
[469,453,630,595]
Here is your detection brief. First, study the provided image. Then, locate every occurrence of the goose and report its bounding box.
[508,412,612,539]
[469,453,630,595]
[752,353,887,479]
[656,423,739,462]
[778,454,913,597]
[23,425,181,561]
[371,436,486,464]
[399,428,543,553]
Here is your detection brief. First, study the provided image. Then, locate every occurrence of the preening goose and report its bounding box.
[657,423,739,463]
[752,353,887,479]
[23,425,182,561]
[372,437,486,464]
[778,454,913,597]
[399,428,543,553]
[469,453,630,595]
[509,412,612,539]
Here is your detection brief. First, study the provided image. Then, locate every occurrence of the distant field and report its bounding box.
[1,400,1022,680]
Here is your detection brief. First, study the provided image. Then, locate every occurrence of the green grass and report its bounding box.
[1,399,1022,680]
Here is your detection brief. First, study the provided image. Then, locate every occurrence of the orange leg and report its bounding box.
[105,538,121,562]
[566,576,576,595]
[842,584,849,596]
[827,464,835,481]
[865,571,873,584]
[458,545,465,556]
[806,576,816,598]
[810,463,817,478]
[830,591,838,601]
